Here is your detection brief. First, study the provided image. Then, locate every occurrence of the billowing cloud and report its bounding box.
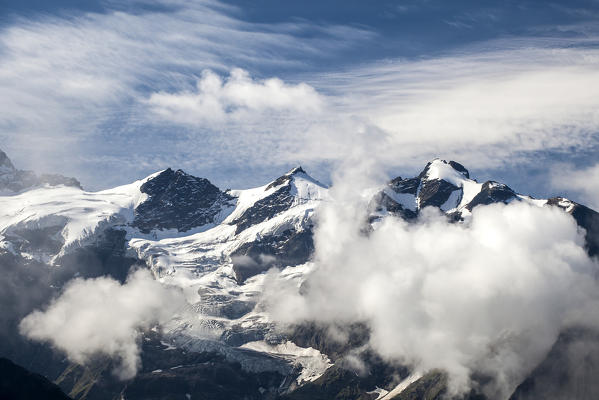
[551,163,599,210]
[147,68,325,125]
[262,165,599,399]
[19,269,186,379]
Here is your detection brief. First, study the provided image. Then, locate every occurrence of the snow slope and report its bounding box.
[0,174,154,260]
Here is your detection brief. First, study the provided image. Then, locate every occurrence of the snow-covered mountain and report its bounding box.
[1,149,598,400]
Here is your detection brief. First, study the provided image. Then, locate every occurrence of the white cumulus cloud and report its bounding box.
[19,269,186,380]
[147,68,325,125]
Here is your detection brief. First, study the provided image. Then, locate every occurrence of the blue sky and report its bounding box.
[1,0,599,206]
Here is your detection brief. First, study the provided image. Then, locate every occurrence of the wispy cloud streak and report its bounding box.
[1,0,599,191]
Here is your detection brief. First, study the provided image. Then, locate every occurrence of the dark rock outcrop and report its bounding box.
[282,351,408,400]
[447,161,469,178]
[288,322,370,362]
[547,197,599,257]
[415,160,466,210]
[418,179,461,209]
[466,181,517,210]
[51,333,290,400]
[233,185,295,234]
[231,228,314,283]
[389,176,420,196]
[391,371,448,400]
[133,168,234,233]
[0,357,71,400]
[0,149,15,172]
[370,177,419,220]
[232,168,310,234]
[373,191,418,220]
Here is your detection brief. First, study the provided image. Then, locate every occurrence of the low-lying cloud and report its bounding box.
[262,168,599,398]
[19,269,186,379]
[147,68,324,125]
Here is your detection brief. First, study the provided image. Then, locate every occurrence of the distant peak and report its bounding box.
[143,167,213,190]
[286,166,306,176]
[0,148,80,191]
[149,168,197,181]
[420,159,470,180]
[0,148,15,172]
[266,166,320,191]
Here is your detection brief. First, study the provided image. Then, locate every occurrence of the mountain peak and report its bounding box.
[134,168,233,233]
[383,159,477,215]
[0,148,81,192]
[287,166,306,176]
[420,158,470,181]
[266,166,308,191]
[0,149,15,173]
[265,166,327,193]
[144,168,209,187]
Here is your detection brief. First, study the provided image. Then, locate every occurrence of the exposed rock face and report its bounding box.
[55,228,142,284]
[123,347,286,400]
[418,179,461,209]
[374,177,419,220]
[232,169,310,234]
[47,333,291,400]
[416,160,469,210]
[0,357,72,400]
[0,148,81,193]
[375,160,471,219]
[380,192,418,219]
[133,168,234,233]
[392,371,449,400]
[231,229,314,283]
[447,161,470,178]
[0,149,15,173]
[281,352,408,400]
[233,185,295,234]
[547,197,599,257]
[466,181,516,210]
[288,322,370,362]
[265,166,306,191]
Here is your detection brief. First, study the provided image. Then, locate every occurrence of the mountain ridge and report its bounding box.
[1,149,598,400]
[0,149,81,194]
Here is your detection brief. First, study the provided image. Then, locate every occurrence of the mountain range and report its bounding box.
[1,148,598,400]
